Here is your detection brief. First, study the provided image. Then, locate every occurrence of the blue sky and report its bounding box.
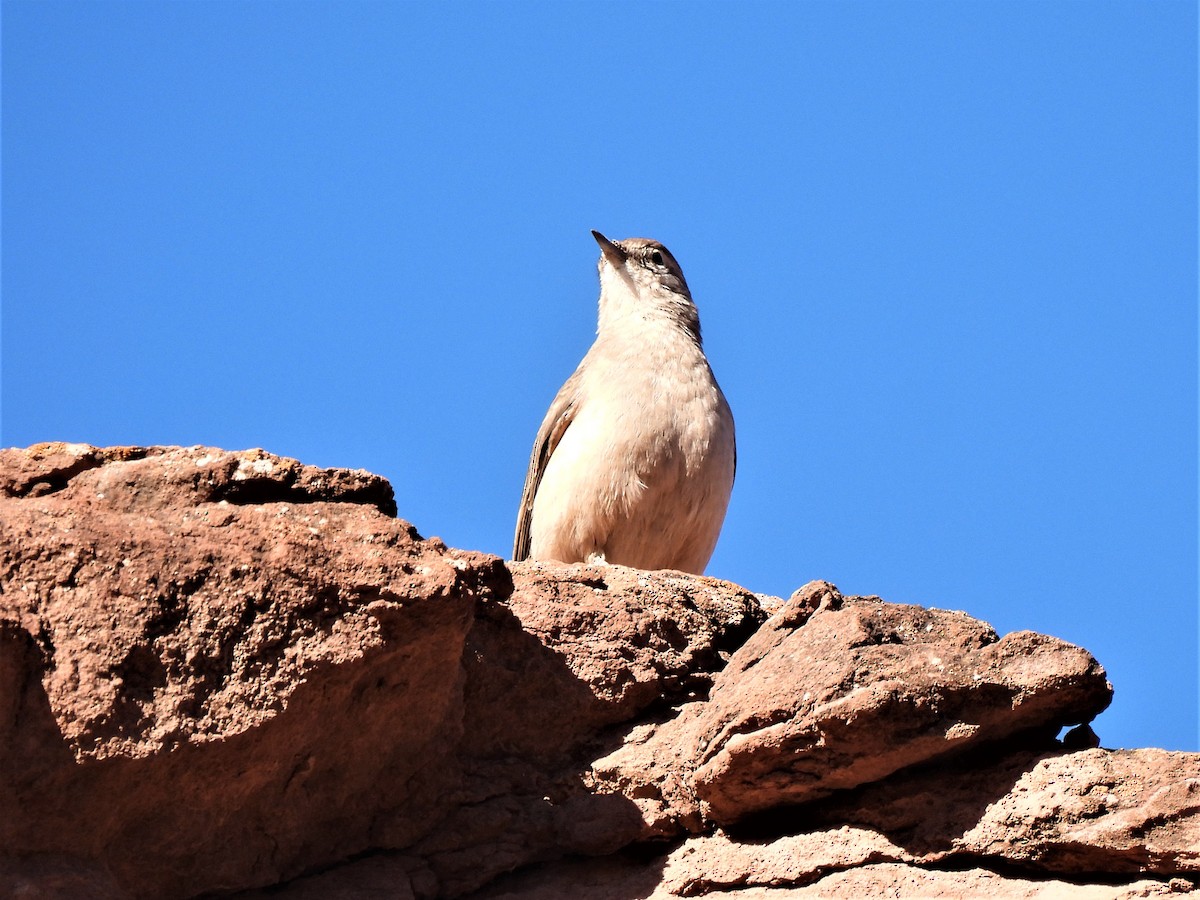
[3,2,1196,752]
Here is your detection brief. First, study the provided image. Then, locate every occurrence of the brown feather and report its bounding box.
[512,367,583,560]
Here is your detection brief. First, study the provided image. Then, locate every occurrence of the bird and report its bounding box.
[512,230,736,575]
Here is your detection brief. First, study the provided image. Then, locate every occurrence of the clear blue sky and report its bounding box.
[3,2,1196,752]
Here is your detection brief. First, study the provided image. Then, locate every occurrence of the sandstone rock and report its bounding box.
[591,747,1200,893]
[231,853,426,900]
[641,742,1200,893]
[775,865,1195,900]
[958,748,1200,874]
[460,560,767,757]
[460,850,670,900]
[588,702,710,839]
[0,855,129,900]
[0,445,771,899]
[0,444,504,897]
[796,744,1200,877]
[463,852,1191,899]
[403,561,769,897]
[690,581,1113,823]
[589,582,1115,837]
[658,828,909,895]
[0,442,397,514]
[2,444,1194,900]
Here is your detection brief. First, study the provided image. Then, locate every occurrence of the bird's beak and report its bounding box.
[592,230,627,265]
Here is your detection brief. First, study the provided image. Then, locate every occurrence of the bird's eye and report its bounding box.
[649,250,664,266]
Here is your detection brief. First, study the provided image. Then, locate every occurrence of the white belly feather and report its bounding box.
[529,341,735,574]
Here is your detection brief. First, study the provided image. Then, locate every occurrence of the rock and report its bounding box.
[795,744,1200,877]
[460,560,767,757]
[1,444,1194,900]
[589,746,1200,893]
[690,581,1113,823]
[403,561,769,897]
[658,828,909,895]
[770,866,1195,900]
[590,582,1115,836]
[0,856,129,900]
[0,444,772,899]
[0,444,504,897]
[231,854,425,900]
[463,853,1191,899]
[0,442,397,514]
[588,702,710,839]
[957,748,1200,875]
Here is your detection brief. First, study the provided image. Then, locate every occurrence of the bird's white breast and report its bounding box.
[529,318,735,573]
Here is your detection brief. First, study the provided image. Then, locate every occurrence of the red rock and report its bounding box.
[0,442,397,514]
[0,445,498,896]
[793,743,1200,877]
[463,853,1190,899]
[690,582,1113,822]
[402,560,769,897]
[957,748,1200,874]
[461,560,767,755]
[1,445,1194,900]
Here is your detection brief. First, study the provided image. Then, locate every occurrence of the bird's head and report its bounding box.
[592,230,701,343]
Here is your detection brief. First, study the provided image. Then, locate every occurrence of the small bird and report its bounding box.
[513,230,736,575]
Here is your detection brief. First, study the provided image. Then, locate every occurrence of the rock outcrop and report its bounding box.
[1,444,1195,899]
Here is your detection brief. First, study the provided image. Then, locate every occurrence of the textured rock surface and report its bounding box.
[690,581,1115,822]
[0,443,502,896]
[404,561,768,898]
[588,580,1115,835]
[956,748,1200,874]
[467,853,1193,899]
[1,443,1195,900]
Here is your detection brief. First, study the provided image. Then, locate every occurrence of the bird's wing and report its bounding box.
[512,367,583,560]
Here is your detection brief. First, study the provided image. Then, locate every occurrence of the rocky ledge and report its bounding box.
[1,444,1195,899]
